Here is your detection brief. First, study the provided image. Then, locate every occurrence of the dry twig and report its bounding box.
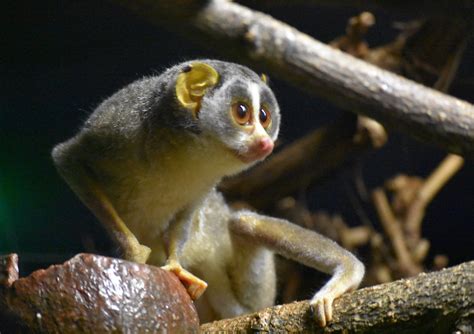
[405,154,464,242]
[372,189,420,276]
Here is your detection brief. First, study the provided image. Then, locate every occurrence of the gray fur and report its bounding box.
[54,59,280,164]
[52,60,363,326]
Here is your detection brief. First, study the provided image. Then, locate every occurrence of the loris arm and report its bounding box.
[53,143,208,299]
[52,143,151,263]
[230,211,365,327]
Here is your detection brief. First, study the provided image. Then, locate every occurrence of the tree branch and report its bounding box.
[201,261,474,333]
[372,188,420,276]
[405,154,464,240]
[112,0,474,156]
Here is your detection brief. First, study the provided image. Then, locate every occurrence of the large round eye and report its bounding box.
[259,105,272,129]
[231,102,251,125]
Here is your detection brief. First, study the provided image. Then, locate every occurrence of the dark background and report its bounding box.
[1,1,473,275]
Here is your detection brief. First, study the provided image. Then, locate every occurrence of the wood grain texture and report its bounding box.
[201,261,474,333]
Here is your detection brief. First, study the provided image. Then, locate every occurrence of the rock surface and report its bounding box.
[0,253,199,333]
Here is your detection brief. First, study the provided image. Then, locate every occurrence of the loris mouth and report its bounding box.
[235,137,274,163]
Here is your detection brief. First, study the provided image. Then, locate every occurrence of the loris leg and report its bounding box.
[229,211,365,327]
[161,210,207,300]
[194,263,253,321]
[53,147,151,263]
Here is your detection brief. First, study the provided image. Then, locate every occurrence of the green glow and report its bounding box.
[0,172,17,252]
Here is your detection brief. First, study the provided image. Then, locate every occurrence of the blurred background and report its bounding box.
[1,0,473,286]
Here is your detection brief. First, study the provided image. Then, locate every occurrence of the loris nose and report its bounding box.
[238,137,274,163]
[257,137,274,155]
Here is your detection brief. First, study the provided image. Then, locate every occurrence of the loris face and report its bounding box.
[175,60,280,167]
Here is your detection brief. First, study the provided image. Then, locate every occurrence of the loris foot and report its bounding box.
[161,262,208,300]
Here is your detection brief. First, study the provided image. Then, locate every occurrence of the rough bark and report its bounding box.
[201,261,474,333]
[112,0,474,157]
[2,256,471,333]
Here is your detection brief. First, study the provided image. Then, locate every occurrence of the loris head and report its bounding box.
[172,60,280,169]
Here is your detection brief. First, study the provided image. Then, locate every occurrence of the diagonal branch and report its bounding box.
[112,0,474,156]
[372,188,419,276]
[201,261,474,333]
[404,154,464,241]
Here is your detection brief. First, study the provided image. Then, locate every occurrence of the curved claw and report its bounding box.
[161,263,208,300]
[310,296,334,327]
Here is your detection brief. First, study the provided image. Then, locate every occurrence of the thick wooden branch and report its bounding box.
[112,0,474,156]
[201,261,474,333]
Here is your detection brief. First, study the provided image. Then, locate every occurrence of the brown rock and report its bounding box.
[0,253,199,333]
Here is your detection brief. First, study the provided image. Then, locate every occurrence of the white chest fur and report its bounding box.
[114,135,244,243]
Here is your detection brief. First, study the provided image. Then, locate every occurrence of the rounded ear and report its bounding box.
[175,62,219,117]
